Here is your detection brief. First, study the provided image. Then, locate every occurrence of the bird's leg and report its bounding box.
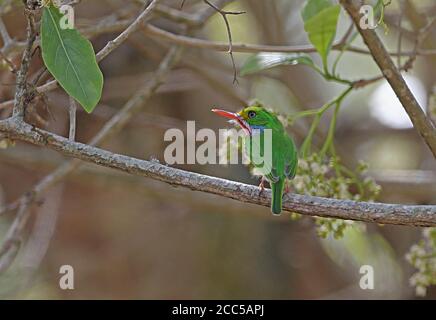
[258,176,266,195]
[284,180,292,194]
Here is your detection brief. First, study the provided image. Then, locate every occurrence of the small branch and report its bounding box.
[11,9,36,119]
[339,21,354,45]
[419,17,436,40]
[340,0,436,159]
[0,0,222,273]
[142,24,409,91]
[97,0,162,61]
[0,192,33,273]
[203,0,245,83]
[396,0,405,68]
[68,96,77,141]
[196,0,236,24]
[154,3,199,26]
[0,16,12,46]
[0,118,435,227]
[2,21,436,110]
[0,4,161,111]
[141,24,436,56]
[351,60,410,88]
[19,185,64,277]
[0,46,182,273]
[1,2,434,60]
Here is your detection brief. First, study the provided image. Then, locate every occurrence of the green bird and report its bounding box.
[212,102,298,215]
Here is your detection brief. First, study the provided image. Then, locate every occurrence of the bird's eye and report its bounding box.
[248,111,256,119]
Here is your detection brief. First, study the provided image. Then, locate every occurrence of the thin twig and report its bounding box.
[2,18,436,111]
[0,0,179,274]
[397,0,405,69]
[0,0,223,219]
[140,24,436,56]
[97,0,162,61]
[18,185,64,281]
[203,0,245,83]
[0,16,12,46]
[68,96,77,141]
[0,46,182,273]
[0,192,33,273]
[339,22,354,45]
[0,0,234,272]
[12,9,36,119]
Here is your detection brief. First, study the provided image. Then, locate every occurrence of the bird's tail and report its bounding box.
[271,178,285,215]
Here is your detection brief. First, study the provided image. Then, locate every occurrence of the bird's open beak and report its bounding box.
[211,108,251,135]
[211,109,239,120]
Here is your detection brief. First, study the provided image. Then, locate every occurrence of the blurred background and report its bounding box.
[0,0,435,299]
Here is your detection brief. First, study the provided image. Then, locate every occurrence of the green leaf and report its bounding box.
[301,0,340,70]
[301,0,331,21]
[240,53,316,76]
[41,5,103,113]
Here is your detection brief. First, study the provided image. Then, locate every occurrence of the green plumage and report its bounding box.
[212,102,298,215]
[242,103,298,215]
[271,178,285,215]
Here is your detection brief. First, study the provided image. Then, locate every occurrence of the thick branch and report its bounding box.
[0,118,435,227]
[340,0,436,158]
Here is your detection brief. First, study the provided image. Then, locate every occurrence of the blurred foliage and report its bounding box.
[289,154,381,239]
[226,0,435,297]
[406,228,436,296]
[0,0,435,299]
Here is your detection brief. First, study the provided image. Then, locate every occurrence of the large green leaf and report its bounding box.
[240,53,316,76]
[41,5,103,113]
[301,0,340,69]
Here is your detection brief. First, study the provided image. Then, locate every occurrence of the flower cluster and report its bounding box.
[289,154,381,239]
[406,228,436,297]
[218,126,381,240]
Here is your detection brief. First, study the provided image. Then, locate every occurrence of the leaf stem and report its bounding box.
[299,86,352,158]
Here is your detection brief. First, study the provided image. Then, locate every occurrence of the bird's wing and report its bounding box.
[284,135,298,180]
[285,161,297,179]
[267,167,280,183]
[244,134,278,181]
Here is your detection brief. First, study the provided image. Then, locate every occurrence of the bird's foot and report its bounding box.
[285,181,292,194]
[258,177,266,196]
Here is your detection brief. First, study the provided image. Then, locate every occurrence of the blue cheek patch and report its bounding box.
[250,125,266,135]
